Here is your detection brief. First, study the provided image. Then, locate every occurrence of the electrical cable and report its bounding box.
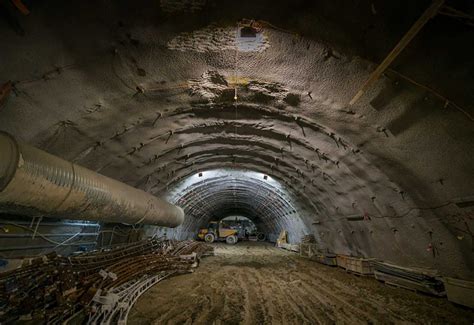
[3,222,86,246]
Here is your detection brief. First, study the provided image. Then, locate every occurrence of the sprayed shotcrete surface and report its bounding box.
[0,1,473,276]
[129,243,474,324]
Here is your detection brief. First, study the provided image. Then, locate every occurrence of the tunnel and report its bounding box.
[0,0,473,323]
[162,169,309,243]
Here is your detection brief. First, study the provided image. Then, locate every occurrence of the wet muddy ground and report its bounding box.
[129,242,474,324]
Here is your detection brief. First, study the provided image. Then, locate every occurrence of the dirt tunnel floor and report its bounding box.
[129,242,474,324]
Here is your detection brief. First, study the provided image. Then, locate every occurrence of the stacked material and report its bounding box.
[276,230,288,246]
[314,253,337,266]
[300,243,318,258]
[444,277,474,308]
[278,243,300,252]
[373,261,445,296]
[337,255,374,275]
[0,239,212,324]
[300,234,316,244]
[336,255,348,269]
[299,244,337,266]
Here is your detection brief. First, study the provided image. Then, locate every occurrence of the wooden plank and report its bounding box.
[349,0,445,106]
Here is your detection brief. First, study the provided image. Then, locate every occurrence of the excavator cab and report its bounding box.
[197,221,238,244]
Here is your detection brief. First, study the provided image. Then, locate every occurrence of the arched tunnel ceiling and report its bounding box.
[164,169,308,242]
[0,0,473,277]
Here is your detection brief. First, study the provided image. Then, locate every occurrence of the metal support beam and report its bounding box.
[349,0,445,106]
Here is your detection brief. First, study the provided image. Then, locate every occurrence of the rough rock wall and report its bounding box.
[0,0,473,277]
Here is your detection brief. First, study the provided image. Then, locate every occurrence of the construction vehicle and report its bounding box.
[197,221,238,244]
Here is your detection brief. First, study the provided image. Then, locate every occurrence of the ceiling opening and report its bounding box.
[236,24,266,52]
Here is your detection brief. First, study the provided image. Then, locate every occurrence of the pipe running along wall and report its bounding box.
[0,132,184,227]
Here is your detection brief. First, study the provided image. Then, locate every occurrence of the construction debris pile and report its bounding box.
[0,239,213,324]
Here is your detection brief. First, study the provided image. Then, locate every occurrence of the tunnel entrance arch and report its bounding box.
[158,168,314,243]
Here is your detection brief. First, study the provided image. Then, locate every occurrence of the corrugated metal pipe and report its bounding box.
[0,132,184,227]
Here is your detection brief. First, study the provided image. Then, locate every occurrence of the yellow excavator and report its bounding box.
[197,221,238,244]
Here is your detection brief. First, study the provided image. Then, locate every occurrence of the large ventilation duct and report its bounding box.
[0,132,184,227]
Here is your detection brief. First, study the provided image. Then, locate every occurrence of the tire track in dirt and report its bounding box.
[298,260,422,323]
[219,267,247,323]
[253,267,306,324]
[192,274,224,323]
[264,270,329,324]
[290,258,400,323]
[247,266,276,323]
[237,271,255,325]
[256,260,330,324]
[278,273,344,323]
[129,243,474,325]
[290,269,375,323]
